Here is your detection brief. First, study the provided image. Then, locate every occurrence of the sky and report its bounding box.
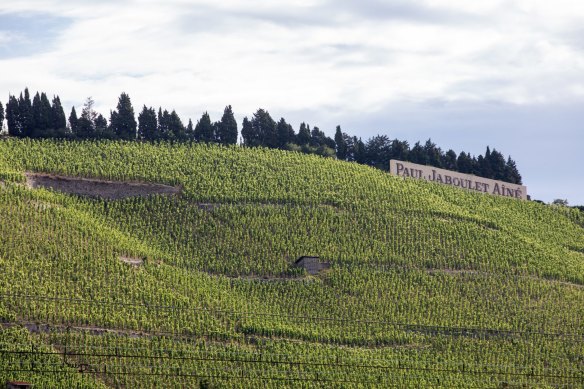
[0,0,583,204]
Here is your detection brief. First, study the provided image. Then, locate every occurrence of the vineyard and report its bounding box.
[0,138,582,388]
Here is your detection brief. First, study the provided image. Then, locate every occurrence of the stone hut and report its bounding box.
[294,256,330,275]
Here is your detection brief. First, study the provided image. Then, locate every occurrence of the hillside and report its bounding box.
[0,139,582,388]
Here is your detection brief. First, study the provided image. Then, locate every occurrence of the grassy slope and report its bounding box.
[0,139,582,388]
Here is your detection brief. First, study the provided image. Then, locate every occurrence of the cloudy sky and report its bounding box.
[1,0,583,204]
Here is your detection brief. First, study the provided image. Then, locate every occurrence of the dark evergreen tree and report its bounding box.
[185,119,194,140]
[471,155,480,176]
[442,149,458,171]
[0,101,4,133]
[68,107,79,136]
[276,118,294,149]
[168,110,186,141]
[18,88,33,137]
[194,112,214,143]
[388,139,409,162]
[94,114,113,138]
[365,135,391,170]
[297,123,311,146]
[409,141,428,165]
[241,117,255,146]
[457,151,473,174]
[489,149,507,180]
[309,126,322,148]
[353,137,367,164]
[31,92,42,137]
[50,96,67,134]
[31,92,52,137]
[424,139,443,168]
[325,136,336,150]
[40,93,52,133]
[334,125,348,160]
[480,147,494,178]
[307,126,333,150]
[504,156,522,184]
[251,109,277,148]
[110,92,136,140]
[157,108,171,140]
[76,97,98,139]
[343,133,355,161]
[217,105,238,145]
[138,106,158,141]
[6,95,22,136]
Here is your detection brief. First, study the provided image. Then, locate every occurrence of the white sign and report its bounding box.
[389,160,528,200]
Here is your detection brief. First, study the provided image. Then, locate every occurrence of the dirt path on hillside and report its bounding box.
[25,172,180,199]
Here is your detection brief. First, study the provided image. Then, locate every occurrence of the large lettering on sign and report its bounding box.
[389,160,528,200]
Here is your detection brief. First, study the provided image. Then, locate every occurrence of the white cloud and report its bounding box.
[0,0,583,202]
[2,0,583,114]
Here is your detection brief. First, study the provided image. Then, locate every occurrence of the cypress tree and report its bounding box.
[138,106,158,141]
[334,125,348,160]
[217,105,238,145]
[31,92,42,137]
[68,107,79,136]
[185,119,194,141]
[6,95,22,136]
[157,108,170,140]
[94,114,110,138]
[480,146,494,178]
[457,152,469,174]
[489,149,507,180]
[353,137,367,164]
[18,89,33,137]
[504,157,522,184]
[0,101,4,133]
[51,96,67,134]
[442,149,458,171]
[168,110,185,141]
[241,117,255,146]
[276,118,296,149]
[194,112,214,143]
[251,109,277,148]
[310,126,331,149]
[297,123,311,146]
[31,92,52,137]
[110,92,137,140]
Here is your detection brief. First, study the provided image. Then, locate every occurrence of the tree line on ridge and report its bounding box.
[0,88,522,184]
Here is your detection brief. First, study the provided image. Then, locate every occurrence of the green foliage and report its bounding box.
[0,139,581,387]
[4,87,525,183]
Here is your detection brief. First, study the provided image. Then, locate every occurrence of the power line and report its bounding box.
[2,293,583,340]
[2,348,582,382]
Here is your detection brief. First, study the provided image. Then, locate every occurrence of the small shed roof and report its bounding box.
[294,256,320,264]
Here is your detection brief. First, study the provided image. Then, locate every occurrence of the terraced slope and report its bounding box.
[0,139,582,388]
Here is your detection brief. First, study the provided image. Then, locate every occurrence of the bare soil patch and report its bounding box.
[25,172,180,199]
[119,256,144,267]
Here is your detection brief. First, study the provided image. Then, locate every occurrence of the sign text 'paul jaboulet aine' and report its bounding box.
[389,160,528,200]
